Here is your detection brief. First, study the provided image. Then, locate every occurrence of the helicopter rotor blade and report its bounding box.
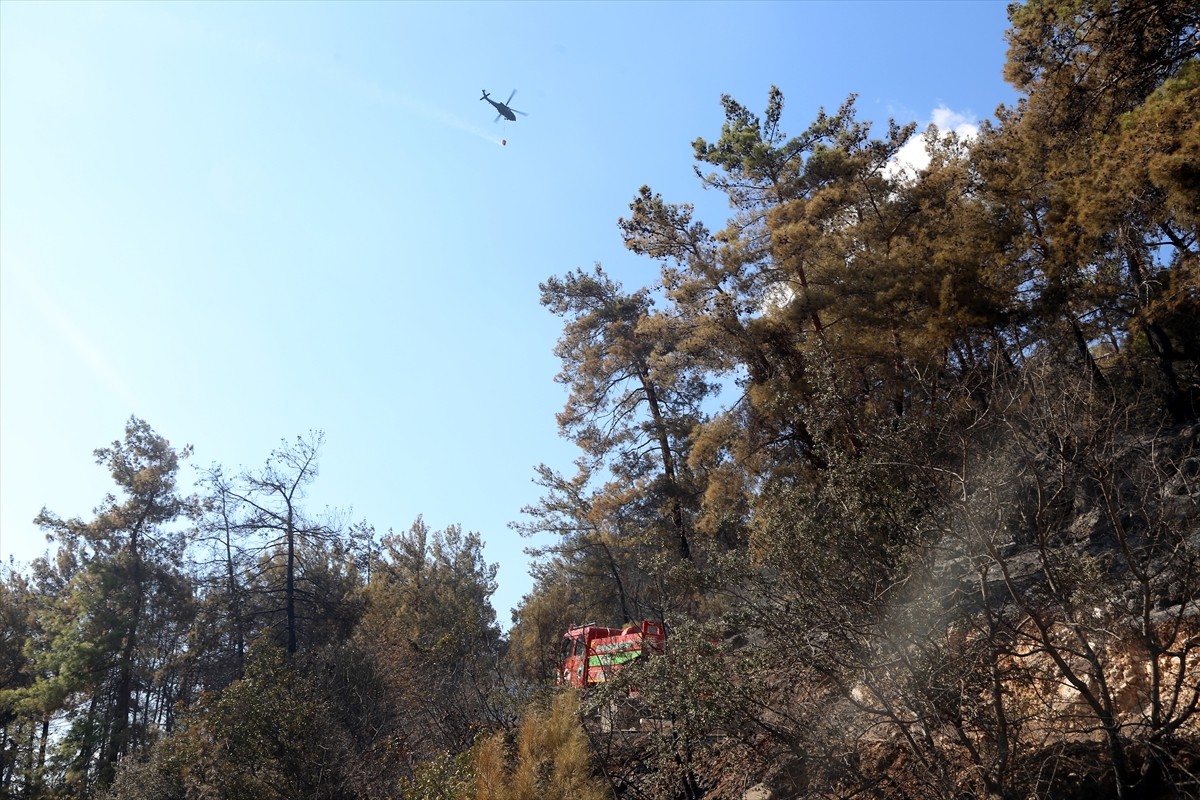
[505,89,517,105]
[512,109,528,117]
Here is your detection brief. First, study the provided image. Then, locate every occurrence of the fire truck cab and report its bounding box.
[559,620,666,688]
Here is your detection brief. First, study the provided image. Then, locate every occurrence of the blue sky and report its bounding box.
[0,0,1018,623]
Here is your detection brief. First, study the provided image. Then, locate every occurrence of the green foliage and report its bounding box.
[0,570,35,723]
[99,744,185,800]
[536,263,713,610]
[17,417,195,794]
[351,517,503,775]
[505,578,579,684]
[398,750,473,800]
[153,641,351,800]
[981,0,1200,421]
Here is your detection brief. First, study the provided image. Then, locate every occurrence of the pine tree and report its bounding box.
[31,418,194,792]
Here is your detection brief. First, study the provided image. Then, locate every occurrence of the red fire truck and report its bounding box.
[559,620,666,688]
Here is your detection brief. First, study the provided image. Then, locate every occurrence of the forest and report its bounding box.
[2,1,1198,798]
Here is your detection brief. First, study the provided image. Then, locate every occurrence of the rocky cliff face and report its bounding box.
[741,424,1200,799]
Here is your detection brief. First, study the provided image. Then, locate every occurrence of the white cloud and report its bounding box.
[886,105,979,180]
[931,106,980,139]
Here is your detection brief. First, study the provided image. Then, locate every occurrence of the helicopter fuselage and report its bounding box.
[481,90,521,122]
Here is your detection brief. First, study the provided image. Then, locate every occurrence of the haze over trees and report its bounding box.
[2,2,1197,798]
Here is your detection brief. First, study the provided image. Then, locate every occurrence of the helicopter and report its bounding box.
[481,89,527,123]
